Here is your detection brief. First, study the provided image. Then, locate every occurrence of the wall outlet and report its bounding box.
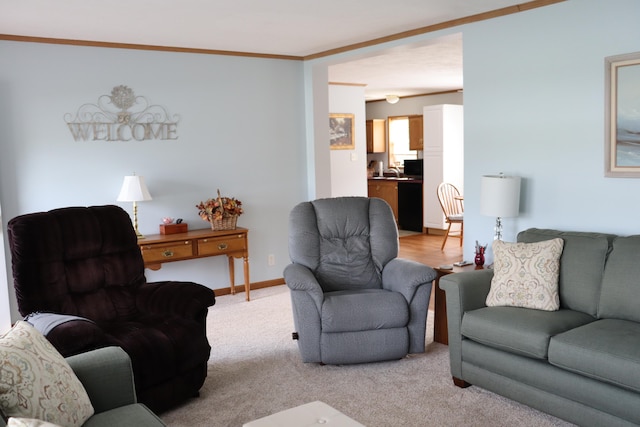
[268,254,275,266]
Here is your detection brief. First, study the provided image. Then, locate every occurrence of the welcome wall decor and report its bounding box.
[64,85,180,142]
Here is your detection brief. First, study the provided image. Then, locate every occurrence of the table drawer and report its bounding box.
[140,241,193,263]
[198,234,246,255]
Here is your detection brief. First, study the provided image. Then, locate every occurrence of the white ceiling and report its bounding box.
[1,0,531,101]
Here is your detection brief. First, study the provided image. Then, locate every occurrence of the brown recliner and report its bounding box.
[7,205,215,413]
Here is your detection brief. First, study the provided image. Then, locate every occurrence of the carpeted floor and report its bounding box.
[161,285,574,427]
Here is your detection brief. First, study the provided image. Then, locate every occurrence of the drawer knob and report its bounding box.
[163,250,174,258]
[218,243,228,250]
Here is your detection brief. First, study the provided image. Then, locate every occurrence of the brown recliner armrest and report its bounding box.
[136,281,215,322]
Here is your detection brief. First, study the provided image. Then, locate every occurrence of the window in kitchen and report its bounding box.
[388,116,417,170]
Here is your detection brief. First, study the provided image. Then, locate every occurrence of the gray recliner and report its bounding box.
[284,197,437,365]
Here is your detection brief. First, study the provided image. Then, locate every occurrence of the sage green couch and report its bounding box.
[440,228,640,427]
[1,347,165,427]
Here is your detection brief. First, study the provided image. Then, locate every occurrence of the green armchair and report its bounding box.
[1,347,165,427]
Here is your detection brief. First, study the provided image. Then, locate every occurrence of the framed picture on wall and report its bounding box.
[329,113,355,150]
[605,51,640,177]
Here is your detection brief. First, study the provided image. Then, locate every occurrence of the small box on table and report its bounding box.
[159,223,188,235]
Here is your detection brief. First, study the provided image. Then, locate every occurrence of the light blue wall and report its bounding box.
[0,41,306,323]
[463,0,640,262]
[329,84,368,197]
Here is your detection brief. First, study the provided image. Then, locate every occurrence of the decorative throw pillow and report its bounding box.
[0,321,94,427]
[486,238,564,311]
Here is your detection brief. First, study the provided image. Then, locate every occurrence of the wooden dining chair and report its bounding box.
[437,182,464,250]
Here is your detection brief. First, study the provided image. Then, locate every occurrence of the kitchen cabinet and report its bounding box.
[368,180,398,221]
[408,115,424,151]
[366,119,386,153]
[423,105,464,231]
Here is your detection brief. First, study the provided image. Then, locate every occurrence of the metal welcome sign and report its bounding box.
[64,85,180,142]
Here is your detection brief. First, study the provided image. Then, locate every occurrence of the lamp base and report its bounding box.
[131,201,145,239]
[494,217,503,241]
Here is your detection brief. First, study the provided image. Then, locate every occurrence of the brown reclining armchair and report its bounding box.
[7,205,215,413]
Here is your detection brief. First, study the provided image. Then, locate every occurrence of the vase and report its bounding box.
[474,248,485,266]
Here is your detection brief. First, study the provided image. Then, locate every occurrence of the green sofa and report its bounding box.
[1,347,165,427]
[440,228,640,427]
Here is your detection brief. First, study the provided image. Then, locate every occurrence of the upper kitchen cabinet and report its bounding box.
[408,115,424,151]
[366,119,386,153]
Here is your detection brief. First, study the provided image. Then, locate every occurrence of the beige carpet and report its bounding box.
[161,285,574,427]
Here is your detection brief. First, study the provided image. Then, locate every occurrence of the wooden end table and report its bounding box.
[434,264,485,345]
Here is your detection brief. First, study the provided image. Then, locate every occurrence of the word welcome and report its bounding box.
[67,122,178,142]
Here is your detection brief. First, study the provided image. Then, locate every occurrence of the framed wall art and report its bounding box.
[605,51,640,177]
[329,113,355,150]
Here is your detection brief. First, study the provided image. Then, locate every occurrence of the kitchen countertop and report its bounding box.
[368,176,423,183]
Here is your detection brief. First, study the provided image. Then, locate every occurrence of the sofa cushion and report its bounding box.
[517,228,615,316]
[81,404,166,427]
[0,322,94,427]
[321,289,408,333]
[486,238,564,311]
[461,306,595,359]
[549,318,640,393]
[599,235,640,322]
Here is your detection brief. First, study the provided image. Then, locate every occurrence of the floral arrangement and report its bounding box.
[196,189,243,223]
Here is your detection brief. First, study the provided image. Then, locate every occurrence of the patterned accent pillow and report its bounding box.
[486,238,564,311]
[0,321,94,427]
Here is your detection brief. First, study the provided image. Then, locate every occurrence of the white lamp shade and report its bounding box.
[480,175,521,218]
[117,175,152,202]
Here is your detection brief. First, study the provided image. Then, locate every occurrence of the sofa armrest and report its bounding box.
[381,258,437,302]
[66,346,137,414]
[382,258,436,353]
[439,269,494,378]
[283,263,324,311]
[136,281,215,322]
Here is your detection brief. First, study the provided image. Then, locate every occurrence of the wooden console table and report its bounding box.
[138,227,251,301]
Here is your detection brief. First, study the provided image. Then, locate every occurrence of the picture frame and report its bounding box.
[329,113,355,150]
[605,51,640,177]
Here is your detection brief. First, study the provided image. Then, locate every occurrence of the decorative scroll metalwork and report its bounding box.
[64,85,180,142]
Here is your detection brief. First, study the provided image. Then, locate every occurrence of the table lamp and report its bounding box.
[117,174,152,239]
[480,173,521,241]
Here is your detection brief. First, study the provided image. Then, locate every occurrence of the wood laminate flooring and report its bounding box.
[399,232,464,310]
[399,232,463,268]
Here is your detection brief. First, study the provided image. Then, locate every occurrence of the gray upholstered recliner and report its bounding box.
[284,197,437,365]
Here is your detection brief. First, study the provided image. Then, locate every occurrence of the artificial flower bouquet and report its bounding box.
[196,189,243,230]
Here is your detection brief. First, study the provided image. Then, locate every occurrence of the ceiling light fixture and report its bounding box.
[385,95,400,104]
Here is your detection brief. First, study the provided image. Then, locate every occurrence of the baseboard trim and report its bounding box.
[213,278,285,297]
